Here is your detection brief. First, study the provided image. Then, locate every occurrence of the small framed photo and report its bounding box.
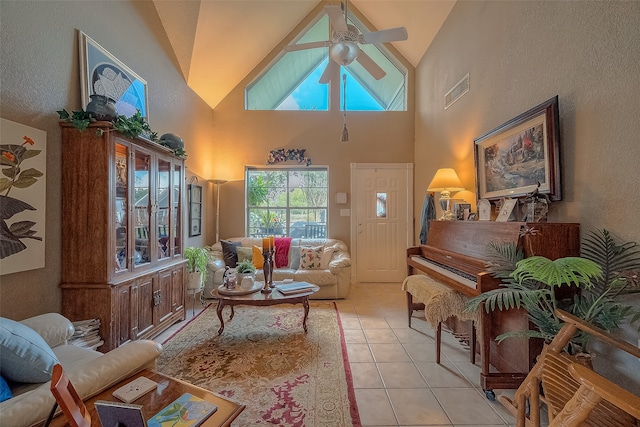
[95,400,145,427]
[496,199,518,222]
[477,199,492,221]
[453,202,472,220]
[188,184,202,237]
[78,30,148,119]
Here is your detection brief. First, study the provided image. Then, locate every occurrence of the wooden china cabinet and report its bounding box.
[59,122,186,351]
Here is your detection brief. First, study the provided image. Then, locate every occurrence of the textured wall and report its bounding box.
[209,16,416,246]
[0,1,214,319]
[415,0,640,392]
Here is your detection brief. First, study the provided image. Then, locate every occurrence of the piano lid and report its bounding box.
[426,221,525,261]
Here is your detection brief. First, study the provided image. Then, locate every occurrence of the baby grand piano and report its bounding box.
[407,220,580,399]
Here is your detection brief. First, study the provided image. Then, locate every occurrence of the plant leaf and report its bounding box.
[513,256,601,288]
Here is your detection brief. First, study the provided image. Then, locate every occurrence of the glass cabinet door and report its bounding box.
[133,150,151,267]
[114,143,129,273]
[172,162,183,257]
[157,158,171,261]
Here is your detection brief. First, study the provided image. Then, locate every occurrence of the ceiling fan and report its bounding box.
[283,1,408,84]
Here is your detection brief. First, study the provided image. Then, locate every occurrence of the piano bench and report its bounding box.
[402,274,478,364]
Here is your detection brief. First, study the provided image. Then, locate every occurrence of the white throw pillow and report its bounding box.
[299,246,323,270]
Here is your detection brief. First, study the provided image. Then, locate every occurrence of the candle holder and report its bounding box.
[261,249,274,293]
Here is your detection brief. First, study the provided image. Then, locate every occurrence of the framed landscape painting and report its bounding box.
[78,30,148,118]
[474,96,561,201]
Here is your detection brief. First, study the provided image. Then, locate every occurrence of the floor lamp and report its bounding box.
[211,179,227,243]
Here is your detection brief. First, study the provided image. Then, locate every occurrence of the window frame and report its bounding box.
[245,166,329,238]
[244,5,408,112]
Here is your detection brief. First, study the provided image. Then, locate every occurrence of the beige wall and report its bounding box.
[0,0,415,320]
[210,9,416,246]
[0,1,214,319]
[415,0,640,392]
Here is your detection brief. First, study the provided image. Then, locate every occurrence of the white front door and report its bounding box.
[351,163,413,282]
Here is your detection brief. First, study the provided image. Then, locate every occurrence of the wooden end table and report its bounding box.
[211,282,320,334]
[40,369,244,427]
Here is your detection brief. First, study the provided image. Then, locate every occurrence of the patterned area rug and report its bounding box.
[157,302,361,427]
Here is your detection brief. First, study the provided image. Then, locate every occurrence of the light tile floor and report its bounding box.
[154,282,519,427]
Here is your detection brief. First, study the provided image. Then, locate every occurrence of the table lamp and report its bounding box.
[427,168,465,220]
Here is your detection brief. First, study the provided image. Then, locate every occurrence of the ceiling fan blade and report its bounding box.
[356,50,386,80]
[363,27,408,44]
[319,59,339,84]
[325,5,348,33]
[284,41,330,52]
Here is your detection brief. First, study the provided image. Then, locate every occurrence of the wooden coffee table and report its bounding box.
[211,282,320,334]
[40,369,244,427]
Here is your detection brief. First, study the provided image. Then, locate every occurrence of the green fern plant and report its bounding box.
[466,229,640,354]
[236,259,256,274]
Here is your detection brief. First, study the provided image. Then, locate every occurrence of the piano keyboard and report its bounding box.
[409,256,477,290]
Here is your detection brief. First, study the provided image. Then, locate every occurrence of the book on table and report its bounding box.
[274,282,315,294]
[147,393,218,427]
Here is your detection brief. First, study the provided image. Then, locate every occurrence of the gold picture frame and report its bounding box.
[474,96,561,201]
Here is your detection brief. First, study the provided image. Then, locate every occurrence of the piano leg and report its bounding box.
[479,304,496,401]
[470,320,476,365]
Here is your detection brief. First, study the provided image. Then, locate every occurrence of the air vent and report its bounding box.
[444,73,469,110]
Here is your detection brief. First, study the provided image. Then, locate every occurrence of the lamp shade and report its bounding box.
[427,168,465,193]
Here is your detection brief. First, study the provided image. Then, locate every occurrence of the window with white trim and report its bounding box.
[246,167,328,238]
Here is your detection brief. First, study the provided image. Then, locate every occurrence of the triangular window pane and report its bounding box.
[340,70,384,111]
[277,59,329,110]
[246,6,407,112]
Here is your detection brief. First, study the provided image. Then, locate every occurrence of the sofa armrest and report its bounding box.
[0,340,162,427]
[20,313,74,348]
[328,249,351,273]
[70,339,163,399]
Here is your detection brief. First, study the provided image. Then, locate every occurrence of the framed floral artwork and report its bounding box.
[0,119,46,274]
[78,30,148,119]
[474,96,561,201]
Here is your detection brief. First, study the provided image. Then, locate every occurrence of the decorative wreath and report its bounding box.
[267,148,311,166]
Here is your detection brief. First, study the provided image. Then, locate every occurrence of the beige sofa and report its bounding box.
[0,313,162,427]
[204,237,352,299]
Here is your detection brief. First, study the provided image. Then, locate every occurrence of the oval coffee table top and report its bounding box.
[212,282,319,301]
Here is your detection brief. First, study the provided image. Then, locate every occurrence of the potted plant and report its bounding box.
[184,247,210,291]
[235,259,256,289]
[466,229,640,355]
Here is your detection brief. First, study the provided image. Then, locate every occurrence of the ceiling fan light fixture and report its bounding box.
[330,42,359,66]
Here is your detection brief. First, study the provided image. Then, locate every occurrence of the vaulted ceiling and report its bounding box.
[152,1,456,110]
